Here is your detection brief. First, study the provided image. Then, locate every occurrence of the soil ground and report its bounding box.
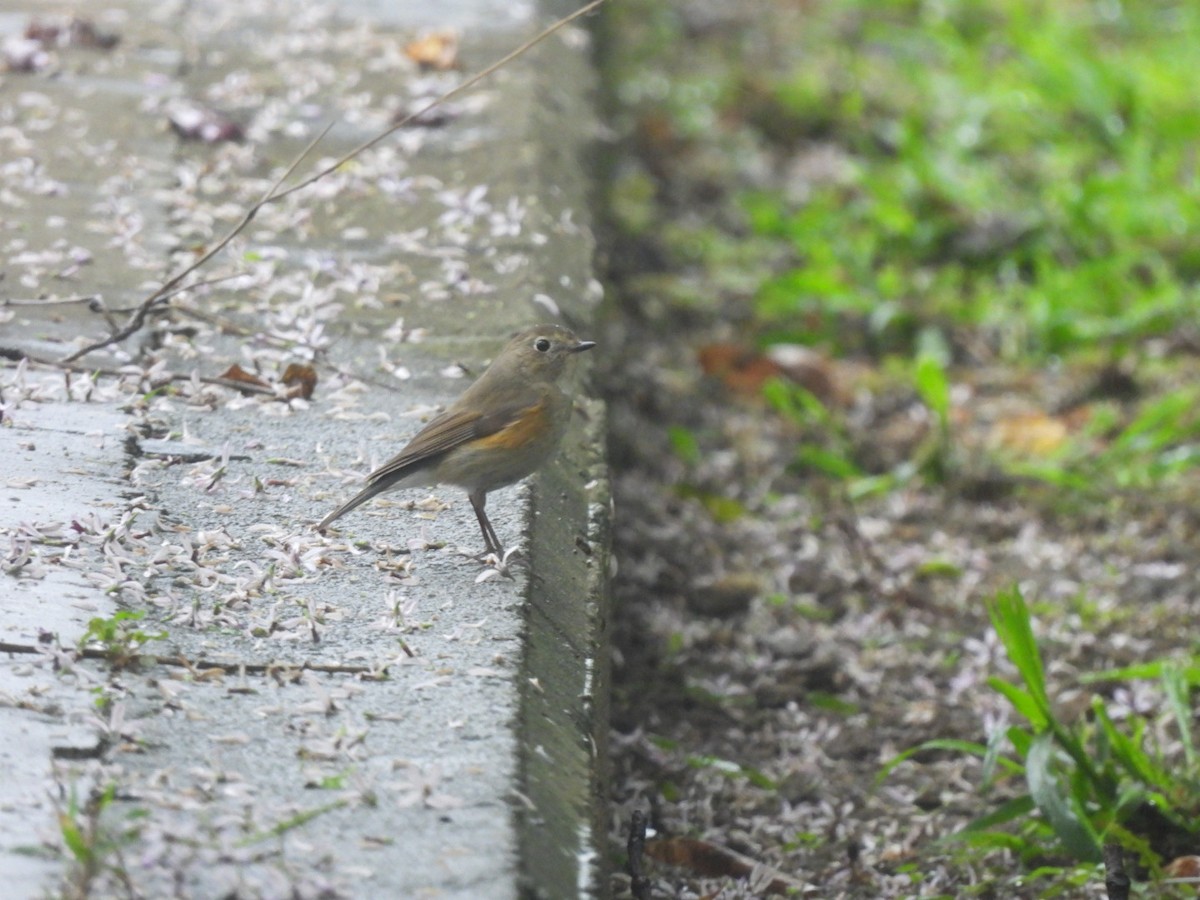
[595,2,1200,897]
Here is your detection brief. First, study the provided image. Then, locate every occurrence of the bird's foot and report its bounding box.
[468,545,528,580]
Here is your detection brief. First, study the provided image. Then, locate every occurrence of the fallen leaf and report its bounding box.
[766,343,840,402]
[281,363,318,400]
[393,101,459,129]
[645,837,806,897]
[424,791,464,810]
[698,341,837,403]
[990,411,1070,456]
[688,572,761,617]
[1164,855,1200,878]
[404,30,459,70]
[217,364,270,392]
[211,732,251,745]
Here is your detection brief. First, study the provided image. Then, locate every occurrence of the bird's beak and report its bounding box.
[571,340,596,353]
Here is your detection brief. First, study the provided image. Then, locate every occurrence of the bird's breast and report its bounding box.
[437,392,570,491]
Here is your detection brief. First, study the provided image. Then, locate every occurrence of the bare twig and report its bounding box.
[59,0,608,365]
[9,337,380,401]
[628,809,652,900]
[2,294,103,307]
[1103,843,1131,900]
[2,293,117,330]
[60,122,334,364]
[0,639,382,675]
[57,270,255,364]
[2,347,278,397]
[112,271,245,312]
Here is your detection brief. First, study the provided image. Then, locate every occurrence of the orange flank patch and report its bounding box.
[472,402,548,450]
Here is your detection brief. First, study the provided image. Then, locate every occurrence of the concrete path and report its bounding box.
[0,2,608,897]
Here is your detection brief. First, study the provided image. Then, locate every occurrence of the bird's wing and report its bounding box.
[365,399,540,485]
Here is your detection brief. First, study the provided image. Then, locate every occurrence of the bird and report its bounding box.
[317,323,595,557]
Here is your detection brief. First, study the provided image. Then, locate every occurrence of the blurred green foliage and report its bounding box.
[739,0,1200,357]
[606,0,1200,497]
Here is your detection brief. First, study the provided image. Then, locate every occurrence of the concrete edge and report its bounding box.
[518,395,612,898]
[515,7,611,897]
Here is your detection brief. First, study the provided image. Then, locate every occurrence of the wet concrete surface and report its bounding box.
[1,1,606,896]
[0,399,129,898]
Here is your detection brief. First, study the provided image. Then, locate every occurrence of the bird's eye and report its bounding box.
[534,338,551,352]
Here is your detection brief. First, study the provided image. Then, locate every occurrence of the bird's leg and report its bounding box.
[468,490,504,558]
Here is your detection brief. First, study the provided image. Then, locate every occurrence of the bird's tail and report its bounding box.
[316,480,393,532]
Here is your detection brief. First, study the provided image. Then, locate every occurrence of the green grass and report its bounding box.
[740,0,1200,358]
[56,782,143,897]
[1009,384,1200,493]
[79,610,167,668]
[601,0,1200,890]
[609,0,1200,497]
[881,586,1200,875]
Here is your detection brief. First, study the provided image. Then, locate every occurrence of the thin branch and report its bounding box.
[60,123,335,364]
[0,639,384,675]
[1,294,103,307]
[3,347,279,397]
[628,810,652,900]
[4,275,237,324]
[268,0,608,204]
[58,0,609,364]
[8,330,402,399]
[111,271,245,312]
[1,293,117,330]
[1103,843,1131,900]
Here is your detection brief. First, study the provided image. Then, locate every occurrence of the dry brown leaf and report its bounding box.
[281,363,318,400]
[645,837,805,896]
[990,411,1070,457]
[217,364,270,391]
[698,341,837,403]
[392,103,458,129]
[1164,855,1200,878]
[404,30,459,70]
[766,343,840,402]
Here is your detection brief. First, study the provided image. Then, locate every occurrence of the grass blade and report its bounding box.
[1161,663,1197,770]
[987,586,1050,713]
[1026,732,1103,862]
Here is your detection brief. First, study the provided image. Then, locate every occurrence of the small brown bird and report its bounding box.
[317,324,595,556]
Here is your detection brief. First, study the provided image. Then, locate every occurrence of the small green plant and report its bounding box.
[57,782,140,897]
[882,585,1200,875]
[79,610,167,667]
[236,798,349,846]
[763,379,862,478]
[1012,385,1200,495]
[667,425,701,465]
[684,754,777,791]
[763,378,909,500]
[913,348,954,481]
